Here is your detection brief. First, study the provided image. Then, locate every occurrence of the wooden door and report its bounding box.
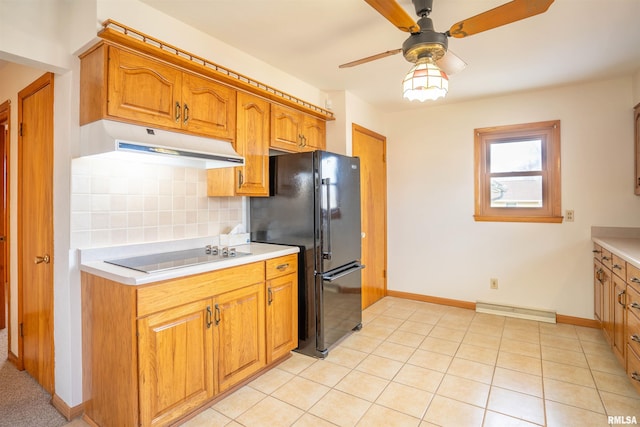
[0,101,8,330]
[214,283,265,392]
[235,92,269,196]
[181,73,236,140]
[602,267,613,344]
[353,124,387,309]
[594,259,603,321]
[18,73,54,393]
[138,299,214,427]
[266,273,298,363]
[271,104,303,152]
[108,47,183,128]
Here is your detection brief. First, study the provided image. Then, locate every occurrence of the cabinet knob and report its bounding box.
[631,334,640,343]
[632,372,640,382]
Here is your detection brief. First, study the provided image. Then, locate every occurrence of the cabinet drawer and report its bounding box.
[266,254,298,280]
[593,244,603,261]
[601,248,613,269]
[626,345,640,394]
[628,283,640,316]
[137,261,265,317]
[628,263,640,289]
[612,254,627,279]
[628,309,640,356]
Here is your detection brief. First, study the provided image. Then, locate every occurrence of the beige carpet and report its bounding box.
[0,327,67,427]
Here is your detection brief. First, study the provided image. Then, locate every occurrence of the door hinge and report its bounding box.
[19,123,23,136]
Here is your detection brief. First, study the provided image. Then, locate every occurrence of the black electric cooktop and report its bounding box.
[105,247,251,273]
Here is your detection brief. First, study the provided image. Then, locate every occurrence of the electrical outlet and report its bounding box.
[565,210,574,222]
[490,278,498,290]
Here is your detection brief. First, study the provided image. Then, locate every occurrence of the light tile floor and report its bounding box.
[69,296,640,426]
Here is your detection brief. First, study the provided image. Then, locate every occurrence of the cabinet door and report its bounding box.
[182,73,236,140]
[594,259,604,321]
[613,273,627,365]
[266,273,298,363]
[235,92,270,196]
[271,104,303,152]
[602,266,613,344]
[108,47,183,128]
[302,114,326,151]
[214,283,266,392]
[138,300,214,427]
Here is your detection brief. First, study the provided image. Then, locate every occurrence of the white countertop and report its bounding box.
[79,242,299,286]
[591,227,640,268]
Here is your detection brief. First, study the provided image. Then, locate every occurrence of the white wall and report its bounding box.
[385,77,640,318]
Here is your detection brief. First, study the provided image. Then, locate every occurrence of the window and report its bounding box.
[474,120,562,223]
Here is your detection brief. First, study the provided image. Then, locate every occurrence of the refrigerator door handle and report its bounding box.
[321,177,332,260]
[322,263,365,282]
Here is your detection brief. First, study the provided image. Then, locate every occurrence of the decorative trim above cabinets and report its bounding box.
[94,19,334,122]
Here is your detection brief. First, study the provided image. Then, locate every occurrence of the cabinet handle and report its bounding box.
[631,302,640,310]
[268,288,273,305]
[602,256,611,261]
[214,304,221,325]
[613,264,623,270]
[298,134,304,147]
[631,334,640,343]
[238,171,243,188]
[618,290,627,307]
[206,306,212,329]
[175,102,181,122]
[183,103,189,124]
[592,249,602,254]
[632,277,640,284]
[276,263,289,271]
[632,372,640,382]
[595,268,604,282]
[301,135,307,147]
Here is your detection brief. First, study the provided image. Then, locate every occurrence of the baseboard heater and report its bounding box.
[476,301,556,324]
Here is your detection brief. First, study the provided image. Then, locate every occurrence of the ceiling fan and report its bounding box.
[340,0,554,101]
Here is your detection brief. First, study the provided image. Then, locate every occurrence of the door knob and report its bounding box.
[34,254,50,264]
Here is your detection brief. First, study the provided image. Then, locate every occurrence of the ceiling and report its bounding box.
[140,0,640,113]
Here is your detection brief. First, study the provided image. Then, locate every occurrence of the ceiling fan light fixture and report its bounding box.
[402,56,448,102]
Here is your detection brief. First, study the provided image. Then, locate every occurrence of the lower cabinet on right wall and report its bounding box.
[594,243,640,394]
[625,263,640,392]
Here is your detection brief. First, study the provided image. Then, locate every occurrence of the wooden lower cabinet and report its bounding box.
[82,254,297,427]
[266,274,298,363]
[612,272,627,365]
[138,300,215,427]
[215,283,266,392]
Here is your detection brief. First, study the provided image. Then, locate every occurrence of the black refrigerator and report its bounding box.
[250,150,364,358]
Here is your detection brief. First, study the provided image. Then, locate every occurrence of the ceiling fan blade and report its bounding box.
[364,0,420,33]
[436,50,467,76]
[448,0,554,39]
[339,49,403,69]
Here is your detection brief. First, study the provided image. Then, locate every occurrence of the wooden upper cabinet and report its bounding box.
[181,73,236,140]
[271,103,326,152]
[302,114,326,151]
[81,44,236,140]
[107,47,183,129]
[208,92,269,197]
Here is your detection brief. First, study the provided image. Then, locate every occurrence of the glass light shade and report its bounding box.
[402,57,448,102]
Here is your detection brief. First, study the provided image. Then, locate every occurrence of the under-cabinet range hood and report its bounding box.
[78,119,244,169]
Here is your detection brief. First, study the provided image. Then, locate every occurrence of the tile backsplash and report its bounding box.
[71,157,244,248]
